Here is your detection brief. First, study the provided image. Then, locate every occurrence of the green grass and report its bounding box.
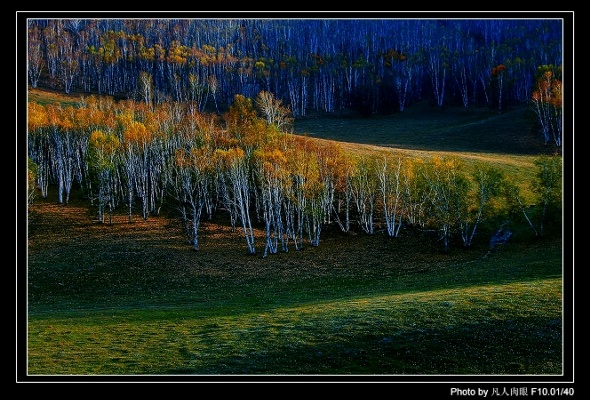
[28,87,86,108]
[25,89,565,378]
[28,280,561,375]
[26,195,563,376]
[293,102,556,156]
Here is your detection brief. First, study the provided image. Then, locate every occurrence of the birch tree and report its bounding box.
[349,155,377,235]
[88,130,120,224]
[169,147,212,251]
[121,118,150,222]
[28,25,45,88]
[255,90,294,133]
[119,115,152,220]
[138,71,154,107]
[503,181,538,238]
[303,151,326,247]
[492,64,507,112]
[457,165,505,248]
[284,142,310,250]
[532,66,562,147]
[422,156,468,252]
[377,155,404,238]
[254,147,289,257]
[530,155,562,237]
[46,104,77,205]
[27,102,51,199]
[503,154,562,239]
[28,158,38,205]
[402,158,430,228]
[216,147,257,255]
[331,151,355,233]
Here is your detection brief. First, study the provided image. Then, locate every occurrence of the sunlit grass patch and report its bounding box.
[28,278,561,375]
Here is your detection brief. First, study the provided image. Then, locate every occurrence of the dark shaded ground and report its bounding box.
[293,103,560,156]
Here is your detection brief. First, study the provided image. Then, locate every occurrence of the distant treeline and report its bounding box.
[28,19,562,116]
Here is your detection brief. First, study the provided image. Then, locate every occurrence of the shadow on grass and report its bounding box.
[163,315,562,376]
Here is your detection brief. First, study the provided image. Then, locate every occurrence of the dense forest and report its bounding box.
[26,17,564,255]
[28,19,562,118]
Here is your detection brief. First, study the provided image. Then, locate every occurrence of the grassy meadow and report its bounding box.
[24,89,566,379]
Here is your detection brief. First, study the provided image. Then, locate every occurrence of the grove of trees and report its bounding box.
[27,90,563,255]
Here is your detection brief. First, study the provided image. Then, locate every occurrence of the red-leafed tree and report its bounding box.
[491,64,507,112]
[532,65,562,148]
